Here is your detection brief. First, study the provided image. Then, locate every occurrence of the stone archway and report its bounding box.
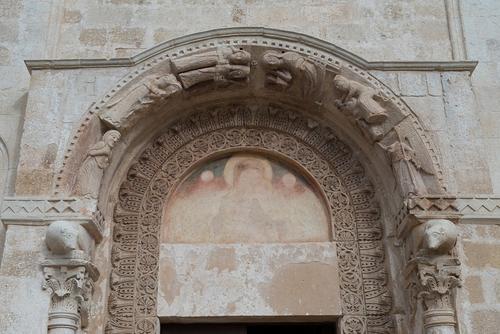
[43,28,465,334]
[107,103,392,334]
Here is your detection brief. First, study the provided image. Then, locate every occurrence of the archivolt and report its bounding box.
[55,28,445,199]
[106,104,393,333]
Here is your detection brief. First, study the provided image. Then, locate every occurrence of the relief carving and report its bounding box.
[333,75,389,141]
[171,46,251,89]
[74,130,121,198]
[406,219,461,334]
[45,220,93,257]
[379,138,434,197]
[106,104,392,334]
[105,74,182,125]
[260,50,323,99]
[333,75,388,121]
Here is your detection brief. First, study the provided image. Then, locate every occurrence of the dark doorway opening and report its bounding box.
[161,323,337,334]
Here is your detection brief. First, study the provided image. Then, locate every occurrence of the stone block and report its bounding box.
[157,243,341,318]
[63,9,82,24]
[426,72,442,96]
[0,21,19,42]
[371,71,400,95]
[463,242,500,269]
[0,276,49,334]
[398,72,427,97]
[0,0,22,18]
[0,226,46,278]
[479,111,500,138]
[471,310,500,333]
[404,96,446,131]
[464,275,484,304]
[79,28,107,46]
[0,46,11,65]
[496,276,500,302]
[109,27,145,47]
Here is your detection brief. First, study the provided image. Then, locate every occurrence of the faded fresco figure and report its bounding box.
[161,153,329,243]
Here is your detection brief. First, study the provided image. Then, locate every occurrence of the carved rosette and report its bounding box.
[106,104,393,334]
[340,315,367,334]
[43,264,96,331]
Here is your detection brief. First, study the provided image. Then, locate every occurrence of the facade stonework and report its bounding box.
[1,2,500,334]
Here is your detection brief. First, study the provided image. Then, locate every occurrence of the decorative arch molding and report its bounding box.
[11,28,470,334]
[107,103,392,334]
[54,27,450,199]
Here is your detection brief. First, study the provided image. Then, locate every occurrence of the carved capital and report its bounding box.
[416,260,461,311]
[42,220,100,333]
[42,261,98,331]
[404,219,461,334]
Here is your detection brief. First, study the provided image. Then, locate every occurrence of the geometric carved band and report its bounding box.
[106,103,393,334]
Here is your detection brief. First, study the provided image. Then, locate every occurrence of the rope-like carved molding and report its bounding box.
[106,104,393,334]
[53,28,446,197]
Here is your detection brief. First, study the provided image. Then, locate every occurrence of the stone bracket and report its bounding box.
[0,196,105,241]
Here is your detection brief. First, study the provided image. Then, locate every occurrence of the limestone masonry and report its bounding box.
[0,1,500,334]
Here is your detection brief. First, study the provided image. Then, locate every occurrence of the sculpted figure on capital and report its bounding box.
[407,219,461,334]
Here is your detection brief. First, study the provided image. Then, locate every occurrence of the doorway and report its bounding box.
[161,323,337,334]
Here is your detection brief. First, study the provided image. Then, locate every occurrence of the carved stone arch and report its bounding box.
[107,103,392,334]
[55,28,447,204]
[47,28,464,334]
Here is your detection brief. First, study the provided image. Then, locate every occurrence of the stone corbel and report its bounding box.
[42,220,100,334]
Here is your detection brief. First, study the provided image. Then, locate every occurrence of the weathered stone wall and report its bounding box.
[457,224,500,333]
[0,1,499,334]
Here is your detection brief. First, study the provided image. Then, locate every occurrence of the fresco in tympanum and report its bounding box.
[161,153,330,243]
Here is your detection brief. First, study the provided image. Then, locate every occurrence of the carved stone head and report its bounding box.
[103,130,121,148]
[422,219,458,255]
[226,66,251,80]
[46,220,92,256]
[333,75,350,92]
[261,51,283,69]
[227,50,251,65]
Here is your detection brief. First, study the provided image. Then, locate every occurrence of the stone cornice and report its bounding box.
[24,27,478,73]
[396,195,500,239]
[0,197,96,223]
[409,195,500,221]
[0,197,104,241]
